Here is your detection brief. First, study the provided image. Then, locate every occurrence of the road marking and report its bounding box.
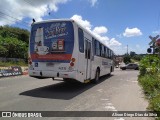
[97,89,103,92]
[114,118,125,120]
[104,106,117,111]
[101,98,117,111]
[101,98,125,119]
[126,79,138,83]
[101,98,109,101]
[131,81,138,83]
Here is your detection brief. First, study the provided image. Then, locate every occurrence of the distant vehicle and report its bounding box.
[115,65,119,68]
[28,19,114,83]
[120,63,139,70]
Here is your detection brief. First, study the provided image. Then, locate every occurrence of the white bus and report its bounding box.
[28,19,114,83]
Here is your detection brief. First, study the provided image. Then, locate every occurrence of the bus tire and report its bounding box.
[109,67,112,76]
[93,69,100,83]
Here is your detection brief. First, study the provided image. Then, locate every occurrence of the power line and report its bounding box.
[0,11,29,25]
[23,0,37,8]
[0,12,30,28]
[0,7,31,27]
[23,0,60,19]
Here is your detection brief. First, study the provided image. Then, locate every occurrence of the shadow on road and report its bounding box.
[20,75,113,100]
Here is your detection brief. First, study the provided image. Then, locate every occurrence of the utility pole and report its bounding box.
[127,45,128,55]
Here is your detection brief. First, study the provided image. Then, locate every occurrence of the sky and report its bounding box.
[0,0,160,55]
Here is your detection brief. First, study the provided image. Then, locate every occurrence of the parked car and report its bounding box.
[120,63,139,70]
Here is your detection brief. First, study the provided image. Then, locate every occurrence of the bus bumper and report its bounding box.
[29,70,76,79]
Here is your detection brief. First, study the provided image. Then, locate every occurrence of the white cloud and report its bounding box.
[71,14,122,50]
[0,0,69,26]
[88,0,98,7]
[109,38,122,46]
[93,26,108,35]
[123,27,142,37]
[71,14,92,31]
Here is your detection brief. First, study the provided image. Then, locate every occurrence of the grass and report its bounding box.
[131,59,139,63]
[138,73,160,120]
[0,61,28,67]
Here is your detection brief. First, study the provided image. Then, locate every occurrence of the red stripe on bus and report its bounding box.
[31,54,72,60]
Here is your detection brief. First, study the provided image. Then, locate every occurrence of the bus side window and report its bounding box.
[105,47,108,58]
[85,40,88,59]
[101,45,105,57]
[107,48,109,58]
[109,50,111,59]
[94,39,97,56]
[95,40,100,56]
[92,38,95,56]
[78,28,84,53]
[111,51,113,59]
[104,47,106,58]
[99,43,102,56]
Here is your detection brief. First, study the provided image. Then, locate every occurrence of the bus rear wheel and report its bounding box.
[93,69,100,83]
[108,67,112,76]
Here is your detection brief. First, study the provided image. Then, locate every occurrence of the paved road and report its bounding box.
[0,69,153,120]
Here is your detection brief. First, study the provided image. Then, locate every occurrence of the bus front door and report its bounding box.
[85,39,91,80]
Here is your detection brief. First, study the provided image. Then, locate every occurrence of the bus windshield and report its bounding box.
[30,21,74,62]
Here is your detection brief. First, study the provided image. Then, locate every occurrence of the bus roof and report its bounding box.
[32,19,113,51]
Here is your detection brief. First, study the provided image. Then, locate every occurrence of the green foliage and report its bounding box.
[150,94,160,111]
[123,55,131,64]
[0,61,27,67]
[0,45,8,56]
[0,26,29,43]
[0,37,28,59]
[139,74,160,97]
[130,51,136,57]
[139,55,160,76]
[138,54,160,119]
[138,73,160,116]
[0,26,29,61]
[132,55,143,61]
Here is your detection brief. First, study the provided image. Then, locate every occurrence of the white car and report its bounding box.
[120,63,139,70]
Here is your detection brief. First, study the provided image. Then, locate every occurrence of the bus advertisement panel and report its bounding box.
[29,21,75,79]
[30,21,74,62]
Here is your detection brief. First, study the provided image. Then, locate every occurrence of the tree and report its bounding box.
[0,26,29,61]
[0,45,8,57]
[123,55,131,64]
[132,55,143,61]
[130,51,136,57]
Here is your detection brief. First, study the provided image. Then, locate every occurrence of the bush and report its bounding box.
[149,94,160,111]
[139,55,160,76]
[123,55,131,64]
[138,55,160,119]
[0,61,27,67]
[138,73,160,120]
[138,74,160,98]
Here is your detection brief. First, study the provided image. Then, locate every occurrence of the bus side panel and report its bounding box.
[74,25,86,82]
[101,58,111,76]
[91,56,101,79]
[69,23,85,82]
